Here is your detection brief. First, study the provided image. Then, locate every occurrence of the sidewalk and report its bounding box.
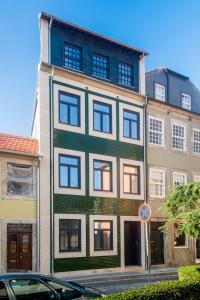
[64,267,178,284]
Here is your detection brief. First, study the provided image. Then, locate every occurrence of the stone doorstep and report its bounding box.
[64,268,178,284]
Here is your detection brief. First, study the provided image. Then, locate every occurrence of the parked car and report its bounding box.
[0,273,105,299]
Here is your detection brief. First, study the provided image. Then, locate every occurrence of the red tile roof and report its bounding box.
[0,133,39,155]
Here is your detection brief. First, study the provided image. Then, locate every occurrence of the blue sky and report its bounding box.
[0,0,200,136]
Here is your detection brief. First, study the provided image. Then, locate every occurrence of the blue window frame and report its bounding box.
[59,155,80,189]
[118,62,133,86]
[59,92,80,127]
[59,219,81,252]
[123,109,140,140]
[93,101,112,133]
[93,160,112,192]
[64,43,82,71]
[92,54,108,79]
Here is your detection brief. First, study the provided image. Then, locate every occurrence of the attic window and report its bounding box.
[182,93,191,110]
[7,164,33,196]
[154,83,165,102]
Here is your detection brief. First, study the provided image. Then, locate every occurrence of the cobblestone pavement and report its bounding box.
[86,275,178,295]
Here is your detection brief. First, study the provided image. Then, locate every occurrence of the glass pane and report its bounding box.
[124,174,130,193]
[124,111,137,121]
[60,93,79,105]
[70,106,79,126]
[44,280,81,300]
[124,165,138,174]
[0,281,8,299]
[94,111,101,131]
[60,231,68,251]
[131,122,138,139]
[102,171,111,191]
[59,103,68,124]
[70,167,79,188]
[94,102,110,113]
[94,170,101,190]
[94,161,110,171]
[22,235,29,253]
[69,231,79,250]
[94,221,111,230]
[60,156,79,166]
[102,114,110,133]
[60,165,68,187]
[123,119,130,137]
[60,219,80,230]
[103,231,111,249]
[94,230,102,250]
[10,279,56,300]
[131,176,138,194]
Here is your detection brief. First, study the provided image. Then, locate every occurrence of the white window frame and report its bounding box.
[149,168,165,199]
[173,172,187,186]
[172,122,186,151]
[89,153,117,198]
[54,147,85,195]
[174,224,188,249]
[120,158,144,200]
[54,214,86,258]
[182,93,191,111]
[194,175,200,182]
[54,84,85,134]
[148,116,164,146]
[119,102,143,146]
[89,215,117,257]
[88,94,116,140]
[154,83,165,102]
[193,128,200,154]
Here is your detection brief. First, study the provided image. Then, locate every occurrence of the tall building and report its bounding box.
[146,68,200,266]
[32,12,148,275]
[0,134,39,272]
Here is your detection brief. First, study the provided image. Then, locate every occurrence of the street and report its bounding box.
[83,274,178,295]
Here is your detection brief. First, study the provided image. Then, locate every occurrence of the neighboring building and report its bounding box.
[0,134,39,272]
[146,67,200,113]
[146,70,200,266]
[32,12,148,275]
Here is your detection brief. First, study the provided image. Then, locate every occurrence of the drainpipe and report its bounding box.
[48,18,53,64]
[36,156,42,272]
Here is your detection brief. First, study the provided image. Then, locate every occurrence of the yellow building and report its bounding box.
[0,133,39,273]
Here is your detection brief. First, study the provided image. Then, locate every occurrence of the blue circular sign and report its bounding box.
[139,204,151,222]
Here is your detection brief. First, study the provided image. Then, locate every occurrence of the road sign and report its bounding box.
[139,203,151,223]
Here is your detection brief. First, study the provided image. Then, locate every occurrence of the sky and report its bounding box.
[0,0,200,136]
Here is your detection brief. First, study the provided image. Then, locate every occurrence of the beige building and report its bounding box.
[147,99,200,267]
[0,134,39,272]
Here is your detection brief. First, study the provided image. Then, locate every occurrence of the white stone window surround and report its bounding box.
[149,168,166,199]
[54,84,85,134]
[119,102,143,146]
[120,216,145,269]
[172,172,187,186]
[154,83,165,102]
[193,128,200,154]
[54,147,85,195]
[172,121,186,152]
[89,215,118,257]
[54,214,86,259]
[89,153,117,198]
[120,158,144,200]
[148,116,165,147]
[182,93,191,111]
[88,94,116,140]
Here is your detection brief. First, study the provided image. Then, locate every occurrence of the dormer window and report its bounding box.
[64,43,82,71]
[92,53,108,79]
[182,93,191,110]
[154,84,165,102]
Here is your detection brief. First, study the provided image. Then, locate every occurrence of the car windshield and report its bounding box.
[43,280,83,299]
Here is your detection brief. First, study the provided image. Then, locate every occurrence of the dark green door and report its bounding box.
[124,221,141,266]
[150,222,164,265]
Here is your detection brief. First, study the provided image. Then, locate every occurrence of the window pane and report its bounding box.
[93,111,101,131]
[60,165,68,187]
[10,279,56,300]
[70,106,79,126]
[59,103,68,124]
[94,170,101,190]
[60,156,79,166]
[124,111,138,121]
[123,119,130,137]
[94,221,112,250]
[131,176,138,194]
[124,174,130,193]
[92,54,108,79]
[0,281,8,299]
[118,63,132,86]
[64,44,81,71]
[102,171,111,191]
[103,231,111,249]
[94,230,102,250]
[94,102,110,113]
[131,121,138,139]
[59,220,81,252]
[44,280,81,300]
[70,167,79,188]
[124,165,138,174]
[60,93,79,105]
[102,114,110,133]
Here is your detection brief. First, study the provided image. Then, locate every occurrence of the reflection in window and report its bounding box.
[0,281,9,299]
[93,160,112,192]
[94,221,113,250]
[59,219,81,252]
[123,109,139,139]
[93,101,112,133]
[59,92,80,127]
[123,164,140,194]
[59,155,80,189]
[7,164,33,196]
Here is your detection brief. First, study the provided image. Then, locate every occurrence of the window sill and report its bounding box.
[1,195,36,201]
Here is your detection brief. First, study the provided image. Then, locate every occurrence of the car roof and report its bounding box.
[0,273,52,280]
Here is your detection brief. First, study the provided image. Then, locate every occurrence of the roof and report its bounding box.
[146,67,189,80]
[40,12,149,56]
[0,133,39,156]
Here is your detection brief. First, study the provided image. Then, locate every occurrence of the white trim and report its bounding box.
[54,214,86,259]
[172,121,186,152]
[148,116,164,147]
[120,216,145,269]
[89,215,118,257]
[120,158,144,200]
[149,168,165,199]
[172,171,187,186]
[89,153,117,198]
[182,93,191,111]
[54,148,85,195]
[119,102,143,145]
[193,128,200,154]
[88,94,116,140]
[154,83,165,102]
[54,84,85,134]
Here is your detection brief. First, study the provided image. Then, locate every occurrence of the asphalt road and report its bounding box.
[84,274,178,295]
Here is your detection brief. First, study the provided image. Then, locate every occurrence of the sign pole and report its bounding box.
[145,221,151,285]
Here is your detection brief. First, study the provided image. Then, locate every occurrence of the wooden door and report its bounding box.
[124,221,141,266]
[7,224,32,271]
[150,222,165,265]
